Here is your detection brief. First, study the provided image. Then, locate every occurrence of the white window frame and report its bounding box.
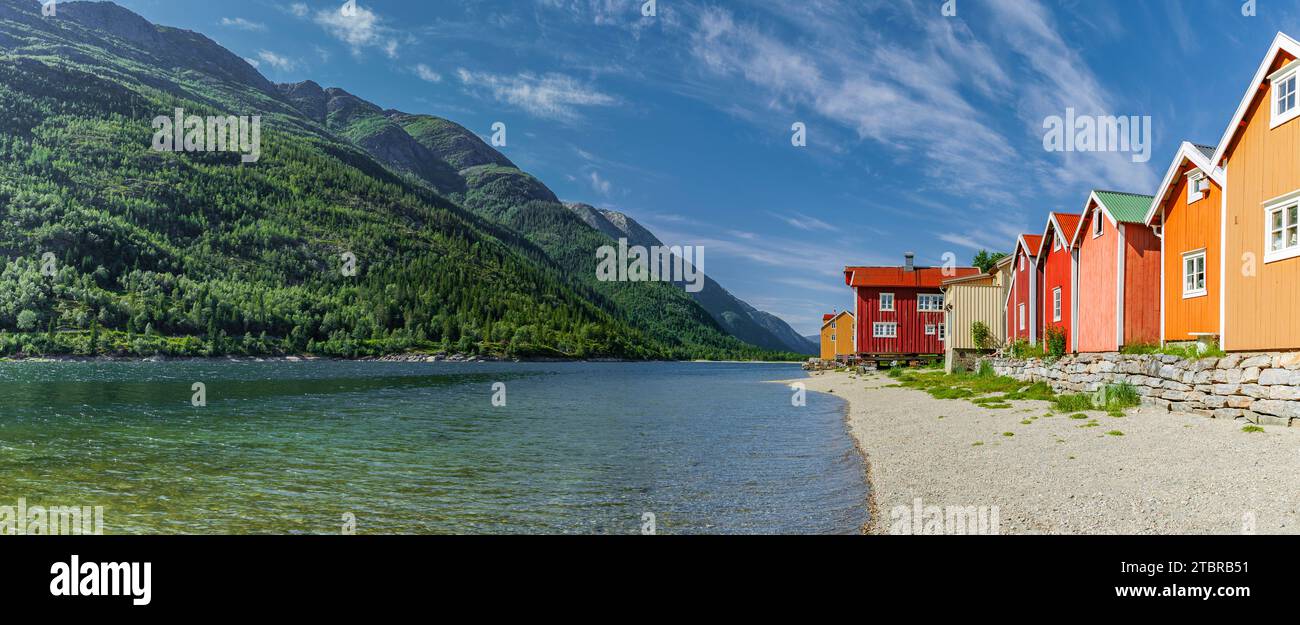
[1018,304,1026,331]
[917,293,943,312]
[830,333,835,342]
[1053,236,1061,252]
[879,292,895,312]
[1020,255,1025,271]
[1187,172,1208,204]
[937,323,946,342]
[1093,211,1104,238]
[1271,61,1300,129]
[1052,287,1062,322]
[925,324,936,335]
[872,322,897,339]
[1182,249,1207,299]
[1263,190,1300,264]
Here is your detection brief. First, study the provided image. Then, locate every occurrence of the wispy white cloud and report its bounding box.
[288,3,309,18]
[256,50,298,72]
[313,4,400,58]
[220,17,266,31]
[588,170,612,195]
[455,69,618,121]
[413,63,442,83]
[769,211,834,232]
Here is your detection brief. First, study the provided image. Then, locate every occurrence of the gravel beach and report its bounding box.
[798,370,1300,534]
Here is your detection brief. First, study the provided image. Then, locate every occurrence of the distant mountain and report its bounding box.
[0,0,801,360]
[567,203,817,355]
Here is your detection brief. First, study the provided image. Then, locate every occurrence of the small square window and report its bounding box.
[925,324,936,335]
[1188,173,1208,204]
[1266,200,1300,262]
[879,293,895,312]
[1271,66,1300,128]
[1093,212,1103,237]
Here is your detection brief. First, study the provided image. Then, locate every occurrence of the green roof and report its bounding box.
[1093,190,1155,224]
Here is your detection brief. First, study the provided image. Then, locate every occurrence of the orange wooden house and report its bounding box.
[1144,142,1224,345]
[1205,33,1300,351]
[1005,234,1043,344]
[1036,213,1080,352]
[820,311,854,361]
[1070,191,1161,352]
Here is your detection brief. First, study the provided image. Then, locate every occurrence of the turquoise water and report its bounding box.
[0,361,866,534]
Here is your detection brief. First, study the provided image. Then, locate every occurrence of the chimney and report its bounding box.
[904,252,915,272]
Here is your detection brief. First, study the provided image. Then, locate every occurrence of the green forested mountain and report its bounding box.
[0,0,799,360]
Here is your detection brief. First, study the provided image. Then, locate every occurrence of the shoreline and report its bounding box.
[798,370,1300,534]
[1,354,808,365]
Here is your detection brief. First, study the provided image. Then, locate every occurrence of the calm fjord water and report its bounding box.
[0,361,866,534]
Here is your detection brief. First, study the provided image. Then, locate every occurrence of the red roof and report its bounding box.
[844,265,980,288]
[1039,213,1082,255]
[823,314,835,322]
[1019,234,1044,258]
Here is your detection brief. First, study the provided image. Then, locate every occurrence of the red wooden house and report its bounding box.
[1005,234,1043,344]
[845,254,980,359]
[1036,213,1081,353]
[1071,190,1162,352]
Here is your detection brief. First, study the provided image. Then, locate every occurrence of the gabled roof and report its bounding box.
[1016,234,1044,260]
[1071,192,1152,246]
[1143,141,1225,224]
[1038,213,1081,257]
[820,310,853,329]
[844,266,980,289]
[1210,32,1300,167]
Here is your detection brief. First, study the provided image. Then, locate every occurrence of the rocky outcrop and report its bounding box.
[988,352,1300,427]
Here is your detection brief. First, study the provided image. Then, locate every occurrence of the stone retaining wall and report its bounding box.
[986,352,1300,427]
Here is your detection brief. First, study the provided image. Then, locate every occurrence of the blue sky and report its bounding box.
[107,0,1300,335]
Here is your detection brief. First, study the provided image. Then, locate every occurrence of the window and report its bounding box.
[873,322,897,338]
[1183,250,1207,298]
[1271,63,1300,128]
[1188,173,1208,204]
[830,334,835,342]
[937,323,946,342]
[1020,255,1025,271]
[918,294,943,312]
[1265,196,1300,263]
[1093,212,1104,237]
[879,293,895,311]
[1053,236,1061,252]
[830,321,836,329]
[925,324,936,335]
[1018,304,1026,331]
[1052,288,1062,322]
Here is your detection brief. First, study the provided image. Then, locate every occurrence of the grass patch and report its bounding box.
[1020,419,1032,425]
[1242,425,1265,433]
[889,369,1056,409]
[1002,432,1014,437]
[972,441,984,446]
[1078,420,1100,428]
[1068,413,1089,420]
[1106,430,1124,436]
[1053,383,1142,415]
[1054,394,1094,412]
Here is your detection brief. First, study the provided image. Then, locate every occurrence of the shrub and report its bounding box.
[1044,325,1067,359]
[977,359,995,378]
[971,321,992,350]
[1009,339,1036,359]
